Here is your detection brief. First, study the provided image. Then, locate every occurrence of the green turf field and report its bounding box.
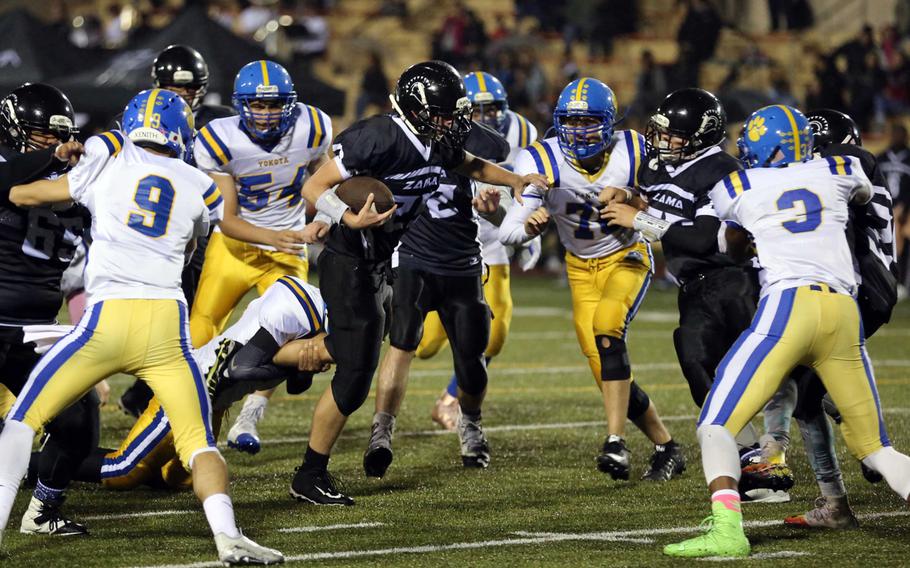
[3,276,909,567]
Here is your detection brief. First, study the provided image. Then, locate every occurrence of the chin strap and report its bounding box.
[389,94,421,137]
[632,211,671,242]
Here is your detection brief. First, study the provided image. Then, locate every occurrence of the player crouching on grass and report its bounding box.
[663,105,910,558]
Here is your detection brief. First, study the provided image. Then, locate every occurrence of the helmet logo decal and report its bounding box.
[409,81,428,106]
[455,97,471,113]
[699,112,719,136]
[48,115,73,129]
[474,92,494,103]
[651,113,670,128]
[747,115,766,142]
[256,84,279,96]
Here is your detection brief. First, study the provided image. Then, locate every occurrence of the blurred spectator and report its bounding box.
[885,50,910,114]
[490,13,512,42]
[898,0,910,38]
[462,9,488,64]
[835,25,879,76]
[877,121,910,291]
[768,0,813,31]
[630,50,667,121]
[560,45,580,84]
[848,51,887,131]
[806,53,848,111]
[433,2,467,65]
[209,0,242,30]
[377,0,408,19]
[102,4,128,48]
[284,2,329,63]
[356,52,390,119]
[676,0,723,87]
[237,0,274,37]
[767,76,798,108]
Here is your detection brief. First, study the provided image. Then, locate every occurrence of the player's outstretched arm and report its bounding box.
[455,151,549,202]
[10,175,73,207]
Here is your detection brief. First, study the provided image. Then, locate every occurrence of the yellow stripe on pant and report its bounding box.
[699,286,890,460]
[415,264,514,359]
[189,231,308,348]
[9,300,216,470]
[565,242,652,384]
[0,384,14,418]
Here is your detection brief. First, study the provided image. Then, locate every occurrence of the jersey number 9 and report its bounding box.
[776,188,822,234]
[128,175,174,238]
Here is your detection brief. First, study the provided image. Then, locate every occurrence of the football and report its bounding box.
[335,176,396,213]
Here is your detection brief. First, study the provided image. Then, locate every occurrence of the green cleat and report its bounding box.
[663,502,751,558]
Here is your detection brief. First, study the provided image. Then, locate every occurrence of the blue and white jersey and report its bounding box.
[67,132,222,303]
[503,130,646,258]
[194,275,326,374]
[195,103,332,249]
[709,156,873,297]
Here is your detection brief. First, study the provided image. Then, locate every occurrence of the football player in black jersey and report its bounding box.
[117,44,238,418]
[0,83,96,536]
[602,89,761,481]
[363,121,510,478]
[290,61,547,505]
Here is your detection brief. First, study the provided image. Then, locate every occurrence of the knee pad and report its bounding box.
[595,335,630,381]
[331,370,373,417]
[626,381,651,421]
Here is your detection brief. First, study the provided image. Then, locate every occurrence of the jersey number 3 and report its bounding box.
[776,188,822,233]
[128,175,174,238]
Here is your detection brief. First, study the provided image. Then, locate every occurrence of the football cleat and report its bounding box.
[290,467,354,506]
[663,503,750,558]
[860,461,883,484]
[431,392,460,431]
[363,413,395,478]
[457,414,490,468]
[227,396,267,455]
[214,532,284,566]
[784,496,859,529]
[740,462,795,495]
[118,379,154,418]
[642,443,686,481]
[597,435,630,480]
[19,495,88,536]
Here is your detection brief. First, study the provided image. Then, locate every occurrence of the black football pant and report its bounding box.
[673,266,758,407]
[389,265,491,396]
[318,250,393,416]
[0,326,99,491]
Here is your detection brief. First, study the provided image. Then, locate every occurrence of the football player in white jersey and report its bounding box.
[0,89,283,565]
[191,60,332,454]
[74,276,328,491]
[664,105,910,558]
[500,78,683,481]
[420,71,540,429]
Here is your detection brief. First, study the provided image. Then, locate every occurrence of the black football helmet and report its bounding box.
[807,108,861,150]
[151,45,209,111]
[0,83,78,153]
[645,88,726,165]
[390,60,472,151]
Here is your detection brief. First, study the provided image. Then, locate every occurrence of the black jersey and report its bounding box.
[637,146,742,282]
[328,114,466,262]
[821,143,895,273]
[0,147,90,325]
[397,123,509,276]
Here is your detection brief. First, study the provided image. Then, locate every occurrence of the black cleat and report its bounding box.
[642,442,686,481]
[118,379,154,418]
[860,461,883,484]
[290,468,354,506]
[597,435,630,480]
[739,462,795,494]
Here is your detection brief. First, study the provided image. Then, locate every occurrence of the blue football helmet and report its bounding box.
[463,71,508,132]
[232,60,298,142]
[553,78,616,164]
[121,88,195,162]
[738,105,813,168]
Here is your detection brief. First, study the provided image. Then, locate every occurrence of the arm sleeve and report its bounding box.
[193,127,226,174]
[201,180,224,225]
[67,137,113,205]
[0,146,58,202]
[662,215,722,256]
[708,178,737,222]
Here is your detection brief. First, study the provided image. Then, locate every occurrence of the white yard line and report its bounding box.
[408,362,679,379]
[83,510,193,521]
[132,511,910,568]
[698,551,811,561]
[278,522,385,533]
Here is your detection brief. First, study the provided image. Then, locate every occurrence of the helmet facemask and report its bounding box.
[233,90,298,143]
[470,91,507,131]
[554,107,613,167]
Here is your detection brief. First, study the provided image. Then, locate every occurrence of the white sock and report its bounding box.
[244,394,269,410]
[698,424,741,484]
[203,493,240,539]
[0,420,36,531]
[863,447,910,500]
